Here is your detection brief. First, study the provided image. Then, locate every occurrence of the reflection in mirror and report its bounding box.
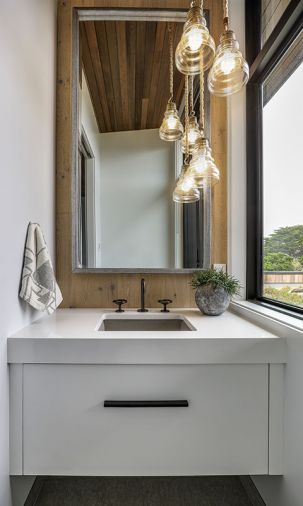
[75,16,211,271]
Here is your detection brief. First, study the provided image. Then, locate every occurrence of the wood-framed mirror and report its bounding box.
[56,0,226,308]
[71,8,213,273]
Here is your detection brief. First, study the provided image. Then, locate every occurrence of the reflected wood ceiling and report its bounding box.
[80,20,184,133]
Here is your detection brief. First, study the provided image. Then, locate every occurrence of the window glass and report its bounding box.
[262,39,303,308]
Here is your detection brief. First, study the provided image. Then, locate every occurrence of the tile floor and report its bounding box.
[32,476,263,506]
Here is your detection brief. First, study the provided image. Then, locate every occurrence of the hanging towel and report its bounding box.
[19,223,63,314]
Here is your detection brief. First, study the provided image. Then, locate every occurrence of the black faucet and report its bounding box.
[137,278,148,312]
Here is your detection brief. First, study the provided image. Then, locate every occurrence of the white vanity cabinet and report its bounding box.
[8,308,285,477]
[10,362,283,477]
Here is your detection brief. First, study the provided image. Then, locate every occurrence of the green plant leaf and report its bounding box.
[191,269,241,296]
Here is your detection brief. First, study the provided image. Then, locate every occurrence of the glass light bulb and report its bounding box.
[159,102,184,142]
[188,128,199,144]
[181,116,201,154]
[195,155,207,174]
[180,176,194,192]
[189,138,220,188]
[173,164,200,203]
[166,115,178,129]
[208,30,249,96]
[187,26,203,51]
[220,52,237,74]
[175,5,215,75]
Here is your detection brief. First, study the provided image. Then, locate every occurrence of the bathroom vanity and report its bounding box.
[8,308,285,477]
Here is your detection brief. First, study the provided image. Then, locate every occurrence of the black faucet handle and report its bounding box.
[113,299,127,313]
[158,299,173,313]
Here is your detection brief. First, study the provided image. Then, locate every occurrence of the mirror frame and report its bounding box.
[71,8,212,273]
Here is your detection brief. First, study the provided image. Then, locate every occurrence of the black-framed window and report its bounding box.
[246,0,303,315]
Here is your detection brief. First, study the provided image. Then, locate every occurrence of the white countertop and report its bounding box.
[7,308,286,365]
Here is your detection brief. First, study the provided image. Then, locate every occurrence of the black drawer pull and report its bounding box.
[104,400,189,408]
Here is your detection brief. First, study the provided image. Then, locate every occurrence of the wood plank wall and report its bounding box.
[56,0,227,309]
[261,0,291,45]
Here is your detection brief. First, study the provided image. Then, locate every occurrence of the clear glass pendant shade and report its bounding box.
[159,102,184,141]
[175,4,215,75]
[173,163,200,203]
[181,116,201,154]
[208,30,249,96]
[189,137,220,187]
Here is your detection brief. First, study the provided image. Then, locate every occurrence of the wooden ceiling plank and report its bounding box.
[175,75,184,108]
[116,21,131,131]
[147,22,166,129]
[126,21,137,131]
[175,38,185,110]
[173,23,183,104]
[135,21,146,130]
[153,22,170,129]
[81,20,186,133]
[81,23,106,132]
[142,22,157,120]
[84,21,112,132]
[95,21,117,131]
[105,21,124,132]
[174,23,184,109]
[141,98,149,129]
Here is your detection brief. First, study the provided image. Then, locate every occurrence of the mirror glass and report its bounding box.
[74,14,211,272]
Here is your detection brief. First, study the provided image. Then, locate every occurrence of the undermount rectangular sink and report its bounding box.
[97,315,195,332]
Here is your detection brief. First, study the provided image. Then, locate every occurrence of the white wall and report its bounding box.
[99,129,175,269]
[0,1,57,504]
[229,2,303,505]
[228,0,247,299]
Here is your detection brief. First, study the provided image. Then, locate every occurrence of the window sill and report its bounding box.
[230,300,303,337]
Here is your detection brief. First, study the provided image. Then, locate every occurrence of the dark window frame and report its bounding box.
[245,0,303,316]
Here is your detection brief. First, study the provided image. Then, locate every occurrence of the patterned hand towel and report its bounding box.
[19,223,63,314]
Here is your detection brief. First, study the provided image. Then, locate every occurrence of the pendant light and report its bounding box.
[160,23,184,141]
[173,75,200,203]
[189,137,220,187]
[175,0,215,75]
[173,162,200,203]
[208,0,249,96]
[189,53,220,187]
[181,76,201,154]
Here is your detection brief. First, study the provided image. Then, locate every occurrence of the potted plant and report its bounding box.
[191,269,241,316]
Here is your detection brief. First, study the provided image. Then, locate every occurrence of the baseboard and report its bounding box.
[240,476,266,506]
[24,478,45,506]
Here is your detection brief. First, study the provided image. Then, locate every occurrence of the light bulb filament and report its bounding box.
[167,116,178,129]
[220,52,236,74]
[187,26,203,51]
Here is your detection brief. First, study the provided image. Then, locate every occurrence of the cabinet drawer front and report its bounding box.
[23,364,268,475]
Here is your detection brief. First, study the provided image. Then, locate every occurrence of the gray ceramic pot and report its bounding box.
[195,284,231,316]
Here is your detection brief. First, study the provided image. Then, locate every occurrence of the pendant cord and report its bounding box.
[190,76,195,117]
[185,75,189,164]
[199,50,204,135]
[223,0,229,29]
[192,0,203,13]
[168,23,174,101]
[224,0,229,18]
